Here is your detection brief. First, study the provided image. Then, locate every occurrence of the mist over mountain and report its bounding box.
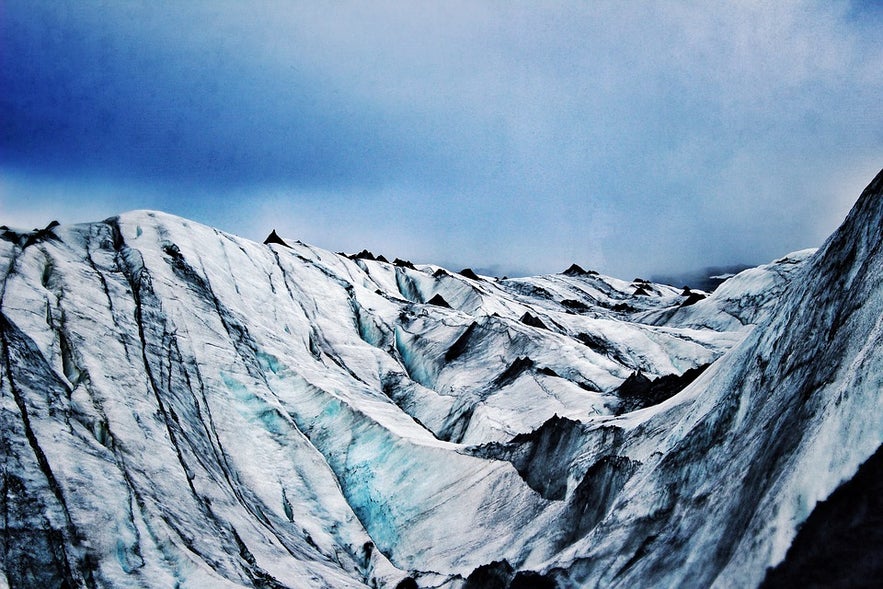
[650,263,754,293]
[1,170,881,588]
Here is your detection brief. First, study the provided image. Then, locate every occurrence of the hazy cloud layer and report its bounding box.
[2,1,881,278]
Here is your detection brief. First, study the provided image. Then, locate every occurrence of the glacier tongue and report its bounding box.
[1,169,881,588]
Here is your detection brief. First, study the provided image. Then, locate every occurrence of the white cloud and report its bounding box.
[2,0,881,278]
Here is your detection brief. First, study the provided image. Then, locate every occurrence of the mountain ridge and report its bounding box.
[1,169,880,588]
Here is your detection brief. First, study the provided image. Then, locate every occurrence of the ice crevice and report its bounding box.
[112,227,293,585]
[1,313,91,587]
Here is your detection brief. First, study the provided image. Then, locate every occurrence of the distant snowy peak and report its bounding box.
[639,248,816,331]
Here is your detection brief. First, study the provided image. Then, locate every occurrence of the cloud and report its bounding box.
[2,1,881,278]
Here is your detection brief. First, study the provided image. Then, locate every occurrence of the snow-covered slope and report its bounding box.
[637,248,815,331]
[1,169,880,588]
[522,170,883,587]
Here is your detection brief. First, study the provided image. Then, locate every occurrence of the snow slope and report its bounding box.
[525,170,883,587]
[1,169,880,588]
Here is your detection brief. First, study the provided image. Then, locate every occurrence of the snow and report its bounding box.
[2,168,880,589]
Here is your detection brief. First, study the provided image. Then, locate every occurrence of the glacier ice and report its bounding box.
[1,170,881,588]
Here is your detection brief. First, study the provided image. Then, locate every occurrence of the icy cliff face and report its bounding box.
[1,170,880,588]
[530,170,883,588]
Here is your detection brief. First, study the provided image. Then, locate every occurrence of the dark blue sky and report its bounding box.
[2,1,882,278]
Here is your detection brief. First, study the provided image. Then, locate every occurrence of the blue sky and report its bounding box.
[2,1,881,278]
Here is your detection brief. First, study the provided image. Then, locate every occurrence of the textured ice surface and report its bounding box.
[1,170,881,588]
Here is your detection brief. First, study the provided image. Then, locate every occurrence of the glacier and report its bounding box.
[1,169,880,588]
